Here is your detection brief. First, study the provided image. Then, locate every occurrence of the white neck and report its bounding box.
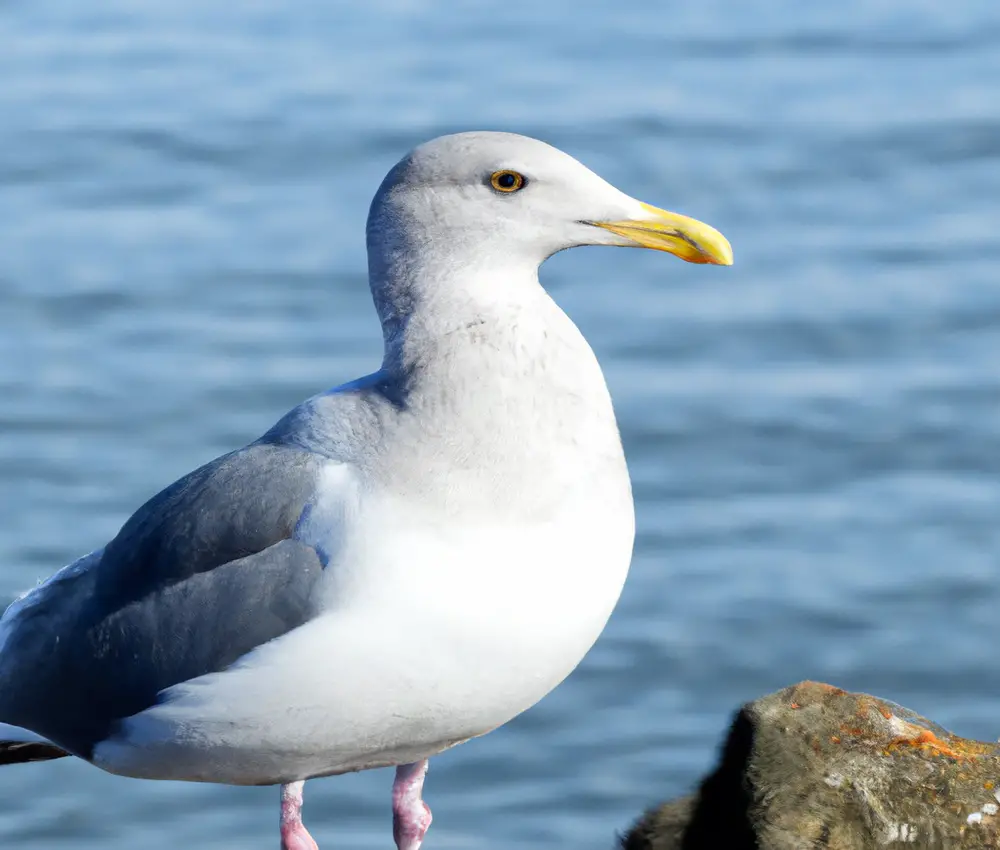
[369,234,544,377]
[365,259,627,518]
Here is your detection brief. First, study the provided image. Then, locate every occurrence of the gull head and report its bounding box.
[367,131,733,277]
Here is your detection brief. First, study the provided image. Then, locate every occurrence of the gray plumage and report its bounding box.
[0,440,329,757]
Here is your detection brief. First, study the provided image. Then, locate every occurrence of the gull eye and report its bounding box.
[489,170,526,193]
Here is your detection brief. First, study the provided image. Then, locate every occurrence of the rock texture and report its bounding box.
[621,681,1000,849]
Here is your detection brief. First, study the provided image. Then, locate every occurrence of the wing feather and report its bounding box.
[0,442,335,758]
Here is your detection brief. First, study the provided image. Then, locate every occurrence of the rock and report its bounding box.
[621,681,1000,849]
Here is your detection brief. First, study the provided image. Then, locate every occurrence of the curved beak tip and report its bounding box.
[702,238,734,267]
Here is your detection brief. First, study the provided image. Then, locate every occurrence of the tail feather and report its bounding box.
[0,723,69,765]
[0,740,69,765]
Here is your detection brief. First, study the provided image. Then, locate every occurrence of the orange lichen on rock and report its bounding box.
[795,681,846,698]
[885,729,968,762]
[852,695,893,722]
[621,681,1000,850]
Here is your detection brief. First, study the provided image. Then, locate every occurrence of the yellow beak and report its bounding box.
[591,202,733,266]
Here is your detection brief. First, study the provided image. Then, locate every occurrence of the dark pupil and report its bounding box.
[498,173,516,188]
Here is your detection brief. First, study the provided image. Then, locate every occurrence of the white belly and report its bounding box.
[93,494,634,785]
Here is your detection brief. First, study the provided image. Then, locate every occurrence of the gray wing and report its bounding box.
[0,441,330,759]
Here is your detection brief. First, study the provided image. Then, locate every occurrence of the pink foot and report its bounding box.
[280,781,319,850]
[392,760,433,850]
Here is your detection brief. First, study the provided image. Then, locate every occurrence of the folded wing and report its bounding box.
[0,441,333,759]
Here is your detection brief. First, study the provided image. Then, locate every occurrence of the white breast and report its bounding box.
[95,295,635,784]
[93,481,633,785]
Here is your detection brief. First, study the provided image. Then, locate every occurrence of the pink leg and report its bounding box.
[392,760,433,850]
[280,781,319,850]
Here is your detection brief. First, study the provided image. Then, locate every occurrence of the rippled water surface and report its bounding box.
[2,1,999,847]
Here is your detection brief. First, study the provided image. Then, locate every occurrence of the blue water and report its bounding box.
[2,1,999,847]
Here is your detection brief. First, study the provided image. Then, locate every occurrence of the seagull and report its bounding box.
[0,131,732,849]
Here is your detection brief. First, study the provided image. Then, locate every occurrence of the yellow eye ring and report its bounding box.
[490,170,526,193]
